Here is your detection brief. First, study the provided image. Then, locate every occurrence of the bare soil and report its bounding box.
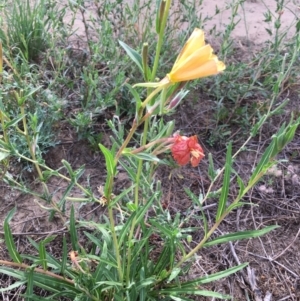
[1,1,300,300]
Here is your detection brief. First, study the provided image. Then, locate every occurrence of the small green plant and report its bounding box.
[0,1,300,300]
[0,0,56,61]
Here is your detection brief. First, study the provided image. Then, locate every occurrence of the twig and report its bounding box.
[229,241,263,301]
[271,227,300,261]
[246,251,299,278]
[0,260,74,285]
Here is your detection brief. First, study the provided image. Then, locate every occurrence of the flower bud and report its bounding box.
[156,0,166,34]
[166,90,189,111]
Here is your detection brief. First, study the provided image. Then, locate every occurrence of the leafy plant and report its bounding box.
[0,0,58,61]
[0,0,299,300]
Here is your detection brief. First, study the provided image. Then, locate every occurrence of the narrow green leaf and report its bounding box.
[38,242,47,270]
[167,268,181,283]
[93,242,108,282]
[25,268,34,301]
[208,153,217,181]
[184,188,207,235]
[226,202,252,213]
[124,83,142,115]
[170,296,194,301]
[204,225,279,247]
[78,221,111,246]
[118,211,137,248]
[99,144,115,177]
[21,294,57,301]
[119,40,143,74]
[181,263,248,287]
[110,184,136,208]
[4,208,22,263]
[249,142,275,185]
[236,174,245,199]
[70,205,79,251]
[86,255,118,268]
[0,150,10,161]
[153,245,171,276]
[124,152,162,163]
[135,193,157,224]
[4,114,26,129]
[0,280,26,292]
[216,142,232,221]
[60,235,67,276]
[150,220,173,237]
[136,277,156,290]
[163,290,231,299]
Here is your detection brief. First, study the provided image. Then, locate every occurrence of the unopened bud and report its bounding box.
[156,0,166,34]
[166,90,189,111]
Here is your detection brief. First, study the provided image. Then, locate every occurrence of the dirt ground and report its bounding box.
[0,0,300,300]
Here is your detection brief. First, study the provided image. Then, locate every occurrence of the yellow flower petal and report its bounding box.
[174,28,205,66]
[168,59,224,82]
[167,28,225,83]
[171,44,213,74]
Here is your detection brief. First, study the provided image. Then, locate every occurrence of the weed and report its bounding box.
[0,0,58,61]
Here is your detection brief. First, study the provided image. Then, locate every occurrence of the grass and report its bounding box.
[0,0,300,300]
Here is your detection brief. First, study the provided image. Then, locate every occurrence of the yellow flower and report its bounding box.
[167,28,225,83]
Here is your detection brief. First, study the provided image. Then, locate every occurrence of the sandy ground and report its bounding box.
[200,0,298,43]
[1,0,300,300]
[65,0,299,45]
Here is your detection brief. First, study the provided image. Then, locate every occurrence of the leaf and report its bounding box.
[118,212,137,248]
[236,174,245,199]
[25,268,34,301]
[180,263,248,287]
[208,153,217,181]
[4,208,22,263]
[0,280,27,292]
[99,144,116,178]
[204,225,279,247]
[167,268,181,283]
[216,142,232,221]
[3,114,26,129]
[150,220,173,237]
[38,242,47,270]
[184,188,207,236]
[249,141,275,185]
[119,40,143,74]
[0,150,10,161]
[60,235,67,276]
[161,289,231,299]
[124,151,162,163]
[70,205,79,251]
[153,245,172,276]
[124,83,142,114]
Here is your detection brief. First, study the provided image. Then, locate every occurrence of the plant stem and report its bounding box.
[107,182,123,282]
[151,0,171,82]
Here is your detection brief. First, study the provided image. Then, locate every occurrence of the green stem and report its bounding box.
[115,86,164,161]
[107,176,123,282]
[151,0,172,82]
[126,96,151,285]
[175,174,266,268]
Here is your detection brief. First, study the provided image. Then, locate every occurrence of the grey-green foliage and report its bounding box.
[0,0,57,61]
